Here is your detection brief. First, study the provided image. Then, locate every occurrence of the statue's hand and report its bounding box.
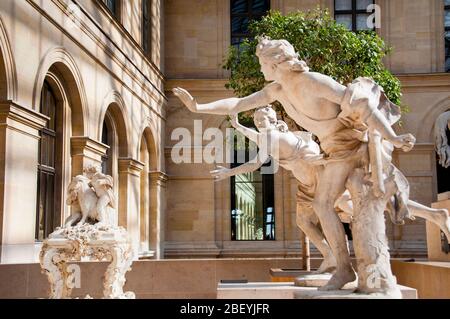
[210,165,232,182]
[392,133,416,152]
[173,87,198,113]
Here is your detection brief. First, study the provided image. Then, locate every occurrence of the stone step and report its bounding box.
[217,282,418,299]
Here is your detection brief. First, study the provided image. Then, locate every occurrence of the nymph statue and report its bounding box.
[211,106,450,275]
[174,37,419,296]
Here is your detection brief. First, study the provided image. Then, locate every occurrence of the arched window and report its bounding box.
[36,81,62,240]
[230,0,270,49]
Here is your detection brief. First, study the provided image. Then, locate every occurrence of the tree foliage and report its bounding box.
[223,9,404,125]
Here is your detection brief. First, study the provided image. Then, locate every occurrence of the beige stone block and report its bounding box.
[152,260,216,294]
[391,260,450,299]
[0,264,28,298]
[428,199,450,262]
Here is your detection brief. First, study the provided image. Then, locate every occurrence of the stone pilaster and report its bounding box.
[149,171,167,259]
[70,136,109,176]
[118,158,144,256]
[0,101,48,245]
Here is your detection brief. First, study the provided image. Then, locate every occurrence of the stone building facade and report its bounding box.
[0,0,166,261]
[0,0,449,263]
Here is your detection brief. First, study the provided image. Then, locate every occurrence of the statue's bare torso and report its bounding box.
[265,72,347,140]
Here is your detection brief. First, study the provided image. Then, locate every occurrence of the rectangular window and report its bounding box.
[142,0,151,56]
[230,0,270,49]
[230,136,275,241]
[334,0,374,32]
[445,0,450,72]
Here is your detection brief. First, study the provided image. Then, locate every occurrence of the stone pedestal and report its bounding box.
[39,224,135,299]
[428,192,450,262]
[216,282,417,299]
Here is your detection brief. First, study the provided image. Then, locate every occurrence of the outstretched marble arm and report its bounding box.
[172,83,277,115]
[210,115,269,181]
[230,114,260,144]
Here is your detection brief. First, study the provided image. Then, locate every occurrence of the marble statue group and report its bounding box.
[39,165,134,299]
[174,37,450,298]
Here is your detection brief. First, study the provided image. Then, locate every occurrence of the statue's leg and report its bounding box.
[312,161,356,291]
[96,195,110,224]
[347,169,401,297]
[64,212,81,227]
[76,216,87,226]
[408,200,450,241]
[296,203,336,274]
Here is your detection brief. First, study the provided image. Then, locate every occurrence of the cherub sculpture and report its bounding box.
[64,165,117,227]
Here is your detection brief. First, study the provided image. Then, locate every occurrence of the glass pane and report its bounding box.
[446,31,450,72]
[356,14,371,30]
[231,0,248,14]
[445,9,450,28]
[336,14,353,30]
[335,0,352,11]
[233,171,263,240]
[356,0,373,11]
[231,16,249,35]
[106,0,116,13]
[445,0,450,6]
[251,0,269,14]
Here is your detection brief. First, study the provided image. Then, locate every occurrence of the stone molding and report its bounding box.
[149,171,168,187]
[118,158,145,177]
[0,101,48,138]
[70,136,109,163]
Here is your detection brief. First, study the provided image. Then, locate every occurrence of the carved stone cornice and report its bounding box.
[397,73,450,92]
[118,158,145,177]
[71,136,109,160]
[149,171,168,187]
[0,101,48,138]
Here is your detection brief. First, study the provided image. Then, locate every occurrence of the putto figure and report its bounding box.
[174,37,419,296]
[65,165,117,227]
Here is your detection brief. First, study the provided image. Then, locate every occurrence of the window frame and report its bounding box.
[102,0,121,21]
[36,81,59,241]
[230,0,270,47]
[334,0,375,32]
[229,135,275,241]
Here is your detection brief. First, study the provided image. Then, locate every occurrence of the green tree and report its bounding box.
[223,9,404,125]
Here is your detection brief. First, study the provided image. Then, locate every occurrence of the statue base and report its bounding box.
[39,224,135,299]
[294,273,357,289]
[217,282,417,299]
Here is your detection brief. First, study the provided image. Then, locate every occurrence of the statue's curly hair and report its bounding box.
[256,36,309,72]
[253,105,289,133]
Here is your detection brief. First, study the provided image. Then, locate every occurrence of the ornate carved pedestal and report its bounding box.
[39,224,135,299]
